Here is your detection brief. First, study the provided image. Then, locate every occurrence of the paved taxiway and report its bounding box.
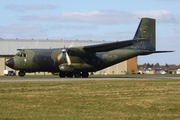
[0,76,180,82]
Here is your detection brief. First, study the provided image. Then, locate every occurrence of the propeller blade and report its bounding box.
[57,42,73,64]
[65,52,71,66]
[35,40,39,48]
[57,53,63,61]
[69,41,74,48]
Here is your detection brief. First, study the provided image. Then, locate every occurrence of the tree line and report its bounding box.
[138,63,180,70]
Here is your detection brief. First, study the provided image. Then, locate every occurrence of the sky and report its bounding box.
[0,0,180,65]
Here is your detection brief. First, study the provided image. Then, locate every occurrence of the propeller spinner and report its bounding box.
[57,42,74,66]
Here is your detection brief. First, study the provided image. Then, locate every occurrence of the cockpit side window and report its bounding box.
[15,53,27,57]
[15,53,21,57]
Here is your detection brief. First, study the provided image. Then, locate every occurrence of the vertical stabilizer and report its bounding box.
[133,18,156,51]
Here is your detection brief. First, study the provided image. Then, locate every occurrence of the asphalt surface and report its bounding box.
[0,76,180,82]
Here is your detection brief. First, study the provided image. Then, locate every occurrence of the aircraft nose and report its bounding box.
[5,58,14,68]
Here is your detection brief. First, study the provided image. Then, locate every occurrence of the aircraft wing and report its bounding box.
[83,38,147,53]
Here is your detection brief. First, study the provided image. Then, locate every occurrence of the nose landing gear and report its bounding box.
[18,71,26,77]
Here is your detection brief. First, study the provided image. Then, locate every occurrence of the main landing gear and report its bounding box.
[59,71,89,78]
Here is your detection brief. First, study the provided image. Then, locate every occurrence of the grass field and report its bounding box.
[1,74,180,79]
[0,79,180,120]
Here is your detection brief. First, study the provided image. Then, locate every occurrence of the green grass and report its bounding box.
[0,80,180,120]
[1,73,180,79]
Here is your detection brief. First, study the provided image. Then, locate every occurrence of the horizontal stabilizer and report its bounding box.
[140,50,174,55]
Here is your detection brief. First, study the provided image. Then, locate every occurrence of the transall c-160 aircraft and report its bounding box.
[5,18,172,78]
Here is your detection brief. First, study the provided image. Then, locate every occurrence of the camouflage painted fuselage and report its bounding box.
[12,48,142,73]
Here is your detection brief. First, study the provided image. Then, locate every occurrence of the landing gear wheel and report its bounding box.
[82,72,89,78]
[67,72,73,78]
[18,71,25,77]
[74,71,81,78]
[59,72,66,78]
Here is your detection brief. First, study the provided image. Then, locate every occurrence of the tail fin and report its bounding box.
[133,18,156,51]
[133,18,173,55]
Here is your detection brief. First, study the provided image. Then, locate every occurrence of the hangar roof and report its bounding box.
[0,38,108,55]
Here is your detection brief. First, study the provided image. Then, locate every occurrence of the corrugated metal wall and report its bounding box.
[127,57,138,74]
[95,61,127,75]
[0,58,5,75]
[0,39,104,55]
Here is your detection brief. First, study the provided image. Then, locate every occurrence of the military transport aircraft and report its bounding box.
[5,18,172,78]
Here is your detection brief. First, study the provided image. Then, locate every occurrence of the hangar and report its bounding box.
[0,39,138,76]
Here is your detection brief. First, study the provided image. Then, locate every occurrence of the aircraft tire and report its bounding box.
[59,72,66,78]
[18,71,25,77]
[82,72,89,78]
[67,72,73,78]
[74,71,81,78]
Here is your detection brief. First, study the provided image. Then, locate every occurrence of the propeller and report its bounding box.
[35,40,39,48]
[57,42,74,66]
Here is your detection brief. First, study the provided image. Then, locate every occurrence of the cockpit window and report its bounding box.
[15,53,21,56]
[15,53,27,57]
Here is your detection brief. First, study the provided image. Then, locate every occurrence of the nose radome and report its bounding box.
[5,58,14,68]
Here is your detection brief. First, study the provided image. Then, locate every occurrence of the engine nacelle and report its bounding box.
[59,63,97,72]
